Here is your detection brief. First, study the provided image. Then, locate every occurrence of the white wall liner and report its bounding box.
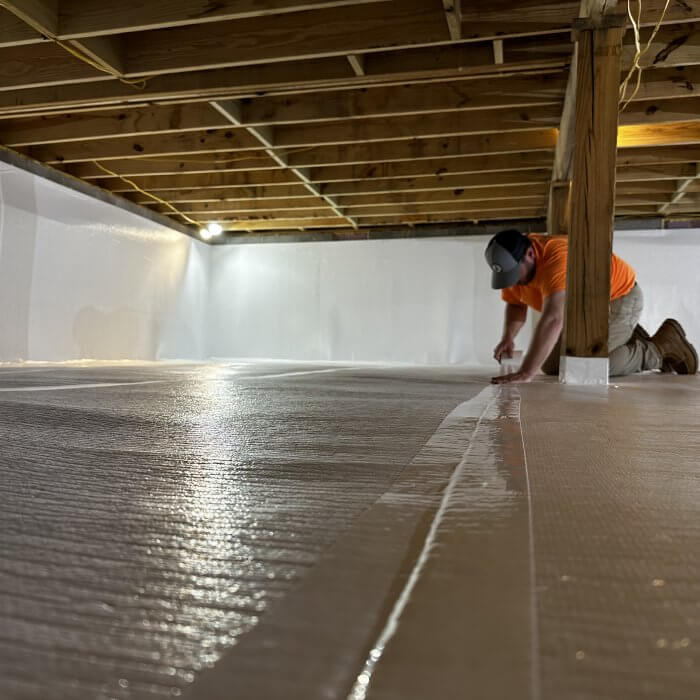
[0,161,210,362]
[1,155,698,369]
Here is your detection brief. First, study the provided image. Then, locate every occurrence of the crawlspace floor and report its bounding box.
[0,362,698,700]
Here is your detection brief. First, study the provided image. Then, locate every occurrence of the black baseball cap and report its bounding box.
[484,229,531,289]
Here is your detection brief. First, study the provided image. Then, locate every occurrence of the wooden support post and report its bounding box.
[560,17,625,385]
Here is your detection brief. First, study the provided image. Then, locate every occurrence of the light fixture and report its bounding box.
[199,222,223,241]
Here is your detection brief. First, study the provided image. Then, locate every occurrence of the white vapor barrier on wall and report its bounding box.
[614,229,700,345]
[0,163,209,362]
[208,237,530,366]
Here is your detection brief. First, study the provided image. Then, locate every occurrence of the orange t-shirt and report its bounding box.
[501,234,636,312]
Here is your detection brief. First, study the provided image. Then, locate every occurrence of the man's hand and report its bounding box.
[491,370,535,385]
[493,337,515,363]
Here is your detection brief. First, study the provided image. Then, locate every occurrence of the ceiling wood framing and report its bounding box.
[1,0,700,239]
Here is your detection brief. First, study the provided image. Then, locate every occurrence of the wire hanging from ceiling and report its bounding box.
[619,0,671,113]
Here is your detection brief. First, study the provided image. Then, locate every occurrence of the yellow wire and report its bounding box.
[56,39,149,89]
[92,160,204,227]
[619,0,671,112]
[0,1,148,89]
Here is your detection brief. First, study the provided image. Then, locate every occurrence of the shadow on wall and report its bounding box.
[73,306,160,360]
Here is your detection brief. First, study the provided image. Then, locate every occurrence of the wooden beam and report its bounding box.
[0,103,563,148]
[57,0,388,38]
[120,0,449,78]
[615,205,663,215]
[238,73,566,125]
[617,143,700,164]
[3,0,699,52]
[309,151,556,182]
[616,162,699,180]
[616,193,672,205]
[658,162,700,212]
[621,22,700,70]
[547,39,577,234]
[102,171,303,191]
[0,36,570,115]
[43,127,556,170]
[286,129,558,168]
[0,43,105,90]
[563,18,625,382]
[126,173,551,202]
[131,185,316,202]
[330,198,548,217]
[21,128,263,163]
[619,96,700,126]
[354,209,547,226]
[442,0,461,41]
[631,64,700,102]
[346,54,365,76]
[663,200,700,213]
[460,1,700,42]
[213,219,551,243]
[0,103,227,146]
[322,168,553,195]
[104,164,553,195]
[210,99,358,228]
[165,201,548,219]
[154,202,333,216]
[5,0,698,48]
[203,208,547,230]
[617,120,700,147]
[493,39,504,64]
[0,0,58,36]
[616,180,678,193]
[272,104,563,147]
[65,154,285,179]
[67,150,556,182]
[68,36,125,75]
[336,184,548,207]
[204,216,349,230]
[0,7,43,46]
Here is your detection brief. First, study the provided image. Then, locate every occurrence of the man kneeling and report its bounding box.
[484,229,698,385]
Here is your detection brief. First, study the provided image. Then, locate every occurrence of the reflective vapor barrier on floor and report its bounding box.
[1,363,699,700]
[0,362,482,699]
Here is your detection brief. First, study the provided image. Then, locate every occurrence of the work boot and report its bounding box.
[649,319,698,375]
[632,324,672,372]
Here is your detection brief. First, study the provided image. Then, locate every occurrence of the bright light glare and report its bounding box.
[207,222,223,236]
[199,227,213,240]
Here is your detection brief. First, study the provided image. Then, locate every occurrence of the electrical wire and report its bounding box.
[0,1,148,89]
[619,0,671,112]
[91,160,204,227]
[55,39,148,89]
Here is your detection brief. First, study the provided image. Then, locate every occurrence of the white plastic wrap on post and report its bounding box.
[559,356,608,385]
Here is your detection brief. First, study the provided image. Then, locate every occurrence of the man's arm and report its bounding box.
[492,291,565,384]
[493,303,528,361]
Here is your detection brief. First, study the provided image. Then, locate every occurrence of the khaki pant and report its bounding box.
[541,284,662,377]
